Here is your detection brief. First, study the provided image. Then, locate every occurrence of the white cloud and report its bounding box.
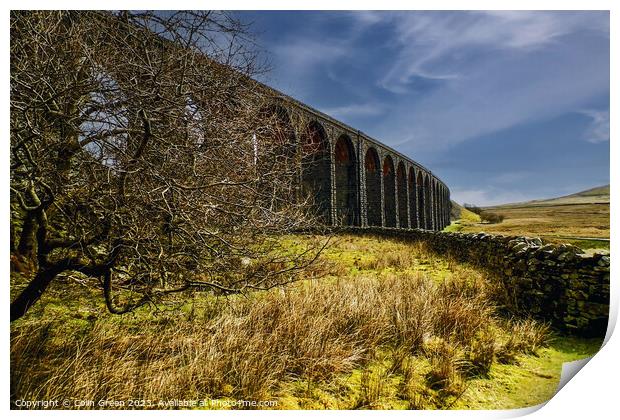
[321,103,385,119]
[580,109,610,143]
[373,12,609,152]
[262,39,349,96]
[379,11,608,94]
[451,187,533,207]
[273,39,346,70]
[347,10,384,26]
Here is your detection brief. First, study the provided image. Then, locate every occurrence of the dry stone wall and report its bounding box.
[342,227,610,337]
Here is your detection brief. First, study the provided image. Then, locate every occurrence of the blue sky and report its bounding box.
[235,11,610,205]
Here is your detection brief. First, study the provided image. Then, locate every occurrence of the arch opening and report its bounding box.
[364,147,382,226]
[257,104,296,160]
[440,185,446,229]
[433,181,439,230]
[301,121,330,222]
[383,155,396,228]
[397,162,408,228]
[446,188,451,228]
[424,174,432,230]
[334,135,359,226]
[408,168,417,228]
[416,172,425,229]
[255,105,297,208]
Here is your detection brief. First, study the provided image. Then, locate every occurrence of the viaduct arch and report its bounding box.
[364,148,382,227]
[334,135,359,226]
[383,156,396,228]
[259,92,451,231]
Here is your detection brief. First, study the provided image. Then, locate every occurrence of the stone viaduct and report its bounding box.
[261,90,451,231]
[104,11,451,232]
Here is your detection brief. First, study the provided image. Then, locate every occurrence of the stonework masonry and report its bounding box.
[264,92,451,231]
[339,227,609,338]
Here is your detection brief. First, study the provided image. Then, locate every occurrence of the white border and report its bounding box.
[2,1,616,419]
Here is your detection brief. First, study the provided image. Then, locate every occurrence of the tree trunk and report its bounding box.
[17,213,37,262]
[10,266,62,322]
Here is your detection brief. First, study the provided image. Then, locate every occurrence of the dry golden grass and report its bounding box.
[11,253,550,409]
[457,203,609,240]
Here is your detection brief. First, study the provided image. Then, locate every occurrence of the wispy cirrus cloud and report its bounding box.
[580,109,610,144]
[271,39,347,71]
[261,38,349,95]
[375,11,609,94]
[321,103,385,119]
[370,11,610,153]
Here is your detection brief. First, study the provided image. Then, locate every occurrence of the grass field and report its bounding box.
[10,235,603,410]
[450,185,610,251]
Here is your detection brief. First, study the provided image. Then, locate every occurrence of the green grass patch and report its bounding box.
[556,238,610,252]
[10,234,604,410]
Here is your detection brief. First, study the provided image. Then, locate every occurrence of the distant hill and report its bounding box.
[566,185,610,198]
[487,184,609,209]
[450,185,609,246]
[450,200,481,222]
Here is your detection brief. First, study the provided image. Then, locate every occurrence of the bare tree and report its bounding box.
[10,10,327,322]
